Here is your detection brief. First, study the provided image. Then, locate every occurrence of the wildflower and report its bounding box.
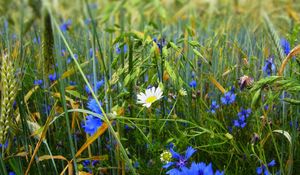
[0,140,8,149]
[82,115,102,135]
[61,49,67,57]
[82,160,92,173]
[89,48,94,57]
[133,161,139,168]
[263,57,276,76]
[8,172,16,175]
[137,86,163,108]
[115,43,128,54]
[280,38,290,56]
[33,36,41,44]
[49,73,57,82]
[85,79,105,94]
[82,98,103,135]
[237,108,251,119]
[153,37,166,51]
[238,75,254,90]
[176,161,224,175]
[179,88,187,96]
[233,108,251,129]
[256,160,276,175]
[189,80,197,88]
[69,81,76,86]
[163,146,196,172]
[34,79,43,86]
[160,150,172,163]
[67,53,78,64]
[209,101,219,114]
[221,91,236,105]
[87,99,102,115]
[60,19,72,32]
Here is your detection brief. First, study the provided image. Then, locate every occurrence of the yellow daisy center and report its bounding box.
[146,96,157,103]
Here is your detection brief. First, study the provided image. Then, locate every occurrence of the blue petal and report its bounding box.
[256,167,263,174]
[267,160,276,167]
[184,146,196,160]
[203,163,214,175]
[163,162,175,169]
[215,170,225,175]
[166,168,181,175]
[170,148,181,159]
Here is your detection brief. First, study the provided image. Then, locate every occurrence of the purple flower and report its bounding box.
[209,101,219,114]
[163,146,196,172]
[33,36,41,44]
[263,57,276,76]
[221,91,236,105]
[280,38,290,56]
[34,79,43,86]
[87,99,102,115]
[153,37,166,51]
[82,115,102,135]
[189,80,197,88]
[174,161,224,175]
[60,19,72,32]
[115,43,127,54]
[0,140,8,149]
[85,79,105,94]
[256,160,276,175]
[49,73,57,82]
[237,108,251,119]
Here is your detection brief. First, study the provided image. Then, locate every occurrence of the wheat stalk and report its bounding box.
[0,54,17,144]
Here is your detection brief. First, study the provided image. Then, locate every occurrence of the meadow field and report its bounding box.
[0,0,300,174]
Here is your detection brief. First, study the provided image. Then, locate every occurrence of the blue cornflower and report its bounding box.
[209,101,219,114]
[8,172,16,175]
[221,91,236,105]
[87,99,102,115]
[268,160,276,167]
[60,19,72,32]
[85,18,91,25]
[61,49,67,57]
[95,80,105,90]
[85,79,105,94]
[280,38,290,56]
[69,81,76,85]
[82,115,102,135]
[133,161,139,168]
[0,140,8,149]
[289,120,299,129]
[163,146,196,173]
[256,160,276,175]
[115,43,128,54]
[82,160,92,173]
[237,108,251,119]
[49,73,57,82]
[179,162,224,175]
[67,53,78,64]
[89,48,94,57]
[263,57,276,76]
[189,80,197,88]
[153,38,166,51]
[34,79,43,86]
[233,108,251,129]
[33,36,41,44]
[233,119,246,128]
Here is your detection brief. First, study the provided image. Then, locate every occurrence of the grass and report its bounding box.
[0,0,300,174]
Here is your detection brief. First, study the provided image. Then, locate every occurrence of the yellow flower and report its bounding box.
[137,87,163,108]
[160,150,172,163]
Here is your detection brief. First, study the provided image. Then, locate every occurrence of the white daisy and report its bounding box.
[137,86,163,108]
